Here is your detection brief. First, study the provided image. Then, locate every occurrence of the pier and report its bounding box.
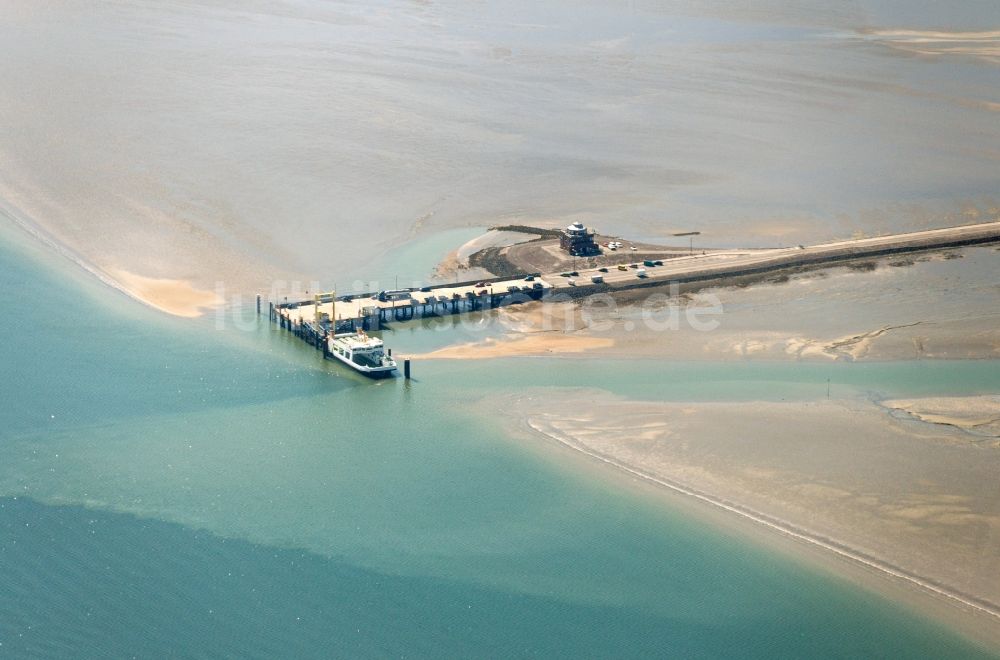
[267,221,1000,369]
[538,220,1000,296]
[268,274,553,369]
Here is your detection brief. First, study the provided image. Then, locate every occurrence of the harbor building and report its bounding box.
[559,222,600,256]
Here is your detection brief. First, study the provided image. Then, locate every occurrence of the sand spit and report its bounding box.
[883,396,1000,439]
[429,229,540,283]
[505,392,1000,636]
[110,269,221,318]
[861,29,1000,63]
[414,333,614,360]
[408,301,615,360]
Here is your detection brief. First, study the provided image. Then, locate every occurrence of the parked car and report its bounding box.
[474,281,487,288]
[523,275,535,282]
[507,285,520,293]
[591,275,604,284]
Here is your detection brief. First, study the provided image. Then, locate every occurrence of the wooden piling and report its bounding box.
[404,359,411,379]
[256,294,261,315]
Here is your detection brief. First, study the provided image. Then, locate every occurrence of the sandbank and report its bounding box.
[497,390,1000,648]
[862,29,1000,62]
[110,269,221,318]
[882,396,1000,439]
[413,332,614,360]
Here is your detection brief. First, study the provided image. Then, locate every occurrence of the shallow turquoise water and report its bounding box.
[1,225,997,658]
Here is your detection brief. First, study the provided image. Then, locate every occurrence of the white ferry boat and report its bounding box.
[327,330,397,377]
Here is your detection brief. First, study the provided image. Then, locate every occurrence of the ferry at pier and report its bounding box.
[327,330,397,377]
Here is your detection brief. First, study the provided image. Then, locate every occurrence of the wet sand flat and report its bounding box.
[504,390,1000,642]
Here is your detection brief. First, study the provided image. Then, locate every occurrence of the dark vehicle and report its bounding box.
[523,275,535,282]
[569,271,579,277]
[643,260,656,267]
[377,289,412,302]
[340,295,353,302]
[507,285,520,293]
[474,281,487,288]
[629,263,639,269]
[598,267,609,273]
[532,282,543,290]
[419,286,432,292]
[654,260,663,266]
[560,272,572,278]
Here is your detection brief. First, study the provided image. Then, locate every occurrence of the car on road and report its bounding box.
[474,281,487,288]
[591,275,604,284]
[598,267,608,273]
[617,265,628,271]
[636,268,648,278]
[523,275,535,281]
